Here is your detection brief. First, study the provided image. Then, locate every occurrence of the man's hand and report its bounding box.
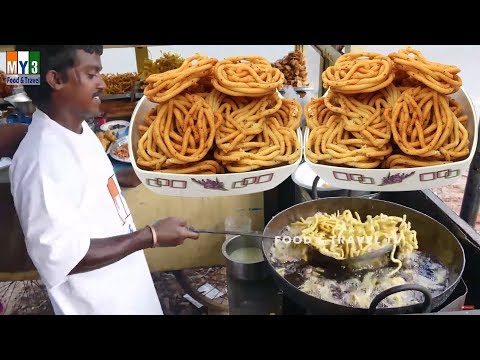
[116,167,141,188]
[150,217,199,247]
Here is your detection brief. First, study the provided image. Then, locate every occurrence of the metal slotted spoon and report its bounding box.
[187,227,278,240]
[188,227,393,270]
[306,243,394,271]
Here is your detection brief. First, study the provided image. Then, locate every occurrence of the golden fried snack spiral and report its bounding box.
[215,118,300,172]
[215,93,282,153]
[389,47,462,95]
[210,93,300,172]
[205,88,227,112]
[385,86,469,161]
[264,117,301,163]
[306,116,392,169]
[324,91,392,149]
[305,97,337,129]
[268,98,302,130]
[322,52,395,94]
[449,98,468,126]
[144,53,217,103]
[212,56,284,97]
[306,47,469,170]
[102,72,139,94]
[136,93,224,174]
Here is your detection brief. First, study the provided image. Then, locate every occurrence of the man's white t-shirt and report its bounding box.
[10,109,163,315]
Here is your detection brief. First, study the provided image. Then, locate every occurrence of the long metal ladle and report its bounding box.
[188,227,393,270]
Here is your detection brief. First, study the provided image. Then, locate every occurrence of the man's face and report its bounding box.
[60,49,106,116]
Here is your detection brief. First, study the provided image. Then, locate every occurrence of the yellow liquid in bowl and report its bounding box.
[229,247,264,263]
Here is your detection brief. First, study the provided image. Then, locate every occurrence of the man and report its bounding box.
[9,45,199,315]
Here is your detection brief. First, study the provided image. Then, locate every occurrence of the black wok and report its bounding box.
[262,197,465,315]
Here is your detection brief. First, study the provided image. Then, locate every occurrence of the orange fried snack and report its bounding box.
[212,56,284,97]
[306,116,392,169]
[143,53,217,103]
[102,72,139,94]
[213,93,301,172]
[385,86,469,161]
[136,93,224,174]
[322,52,394,94]
[306,46,469,170]
[389,47,462,95]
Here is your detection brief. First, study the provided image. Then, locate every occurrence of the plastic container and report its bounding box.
[224,215,252,241]
[7,113,32,124]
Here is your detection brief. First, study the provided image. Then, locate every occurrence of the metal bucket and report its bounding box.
[4,92,36,116]
[222,235,267,281]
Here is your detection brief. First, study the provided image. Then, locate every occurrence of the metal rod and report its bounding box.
[135,46,149,74]
[460,152,480,226]
[294,45,305,53]
[188,227,277,239]
[460,119,480,226]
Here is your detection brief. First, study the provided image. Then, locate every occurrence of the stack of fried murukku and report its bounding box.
[306,47,469,169]
[101,72,140,94]
[136,53,302,174]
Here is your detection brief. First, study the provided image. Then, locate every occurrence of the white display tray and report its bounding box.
[129,96,302,197]
[304,87,478,191]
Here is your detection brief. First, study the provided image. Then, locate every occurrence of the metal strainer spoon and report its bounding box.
[306,243,394,271]
[187,227,278,240]
[188,227,393,270]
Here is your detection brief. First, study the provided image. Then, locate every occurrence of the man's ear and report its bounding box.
[45,70,67,91]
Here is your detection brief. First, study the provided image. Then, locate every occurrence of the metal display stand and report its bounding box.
[461,135,480,226]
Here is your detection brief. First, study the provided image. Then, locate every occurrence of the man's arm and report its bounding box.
[69,226,152,274]
[70,217,198,275]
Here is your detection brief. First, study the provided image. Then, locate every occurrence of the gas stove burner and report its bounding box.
[226,274,282,315]
[225,273,469,315]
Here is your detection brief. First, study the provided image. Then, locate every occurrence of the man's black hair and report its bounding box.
[14,45,104,106]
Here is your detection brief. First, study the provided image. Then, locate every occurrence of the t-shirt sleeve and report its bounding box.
[12,162,91,290]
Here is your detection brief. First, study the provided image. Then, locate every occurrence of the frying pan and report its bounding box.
[262,197,465,314]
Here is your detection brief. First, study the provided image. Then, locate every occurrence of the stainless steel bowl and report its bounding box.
[12,101,36,115]
[4,92,36,115]
[222,235,267,281]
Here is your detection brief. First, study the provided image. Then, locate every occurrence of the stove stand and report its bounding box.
[226,274,282,315]
[226,271,471,315]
